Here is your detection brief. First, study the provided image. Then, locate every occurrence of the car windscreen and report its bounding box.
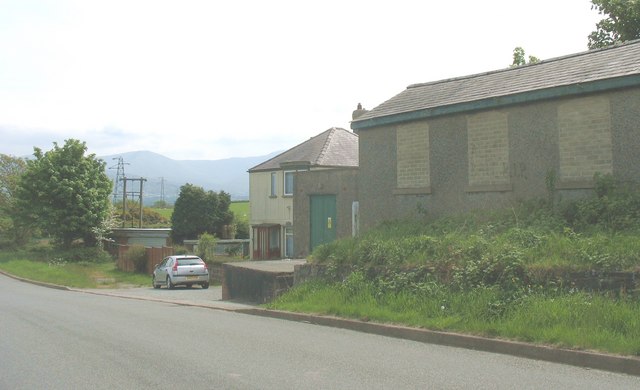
[177,258,204,266]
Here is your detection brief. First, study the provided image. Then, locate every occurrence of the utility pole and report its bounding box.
[120,177,147,228]
[160,177,165,204]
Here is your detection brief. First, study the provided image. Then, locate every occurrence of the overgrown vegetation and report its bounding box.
[197,232,217,262]
[126,245,148,274]
[269,174,640,355]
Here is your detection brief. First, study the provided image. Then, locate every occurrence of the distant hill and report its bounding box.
[100,150,280,205]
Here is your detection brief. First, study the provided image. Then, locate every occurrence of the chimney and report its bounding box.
[352,103,368,120]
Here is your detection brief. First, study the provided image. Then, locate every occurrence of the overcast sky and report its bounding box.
[1,0,603,161]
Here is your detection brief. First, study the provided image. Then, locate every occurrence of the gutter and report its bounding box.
[351,74,640,131]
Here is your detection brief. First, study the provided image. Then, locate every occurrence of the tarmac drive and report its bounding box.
[79,284,256,311]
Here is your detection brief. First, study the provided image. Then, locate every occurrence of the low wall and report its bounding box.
[294,263,640,295]
[222,260,304,303]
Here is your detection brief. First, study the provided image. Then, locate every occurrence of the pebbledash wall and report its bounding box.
[356,88,640,231]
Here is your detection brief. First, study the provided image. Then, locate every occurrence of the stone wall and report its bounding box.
[293,263,639,296]
[357,88,640,231]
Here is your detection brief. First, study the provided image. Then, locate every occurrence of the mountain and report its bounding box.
[100,150,280,205]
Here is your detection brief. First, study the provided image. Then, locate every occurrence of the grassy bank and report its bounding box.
[269,277,640,355]
[269,177,640,356]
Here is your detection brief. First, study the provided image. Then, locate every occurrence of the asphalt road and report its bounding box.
[1,274,639,389]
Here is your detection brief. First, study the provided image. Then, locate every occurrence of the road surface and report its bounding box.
[1,274,638,389]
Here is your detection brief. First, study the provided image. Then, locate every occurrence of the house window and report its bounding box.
[284,227,293,258]
[284,171,294,196]
[270,172,277,197]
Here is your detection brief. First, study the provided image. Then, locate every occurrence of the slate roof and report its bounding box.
[248,127,358,172]
[352,40,640,129]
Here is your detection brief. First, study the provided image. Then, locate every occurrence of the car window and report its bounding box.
[177,258,204,266]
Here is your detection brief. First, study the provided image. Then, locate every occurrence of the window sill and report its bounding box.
[465,183,512,193]
[393,187,431,195]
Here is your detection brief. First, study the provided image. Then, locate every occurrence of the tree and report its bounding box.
[170,184,233,243]
[588,0,640,49]
[510,47,540,67]
[15,139,113,249]
[0,154,30,245]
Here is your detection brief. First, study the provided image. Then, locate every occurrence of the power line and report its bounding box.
[109,157,129,204]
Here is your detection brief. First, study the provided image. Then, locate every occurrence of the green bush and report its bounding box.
[126,245,147,273]
[197,233,217,261]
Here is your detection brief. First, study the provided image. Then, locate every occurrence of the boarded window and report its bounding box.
[467,111,510,187]
[558,96,612,183]
[396,122,430,189]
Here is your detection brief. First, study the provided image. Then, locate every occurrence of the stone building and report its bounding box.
[350,40,640,231]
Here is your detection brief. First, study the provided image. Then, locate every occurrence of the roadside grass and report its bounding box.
[0,251,150,289]
[268,279,640,356]
[271,178,640,356]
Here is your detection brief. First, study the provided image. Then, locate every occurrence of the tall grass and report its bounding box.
[273,175,640,356]
[268,277,640,355]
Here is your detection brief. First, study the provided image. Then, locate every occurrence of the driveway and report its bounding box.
[78,285,257,311]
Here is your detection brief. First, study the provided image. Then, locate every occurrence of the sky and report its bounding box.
[0,0,604,161]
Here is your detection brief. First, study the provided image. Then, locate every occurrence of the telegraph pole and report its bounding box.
[120,177,147,228]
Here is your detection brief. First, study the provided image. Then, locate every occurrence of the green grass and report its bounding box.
[272,183,640,357]
[0,251,150,289]
[154,208,173,220]
[150,201,250,223]
[230,201,249,222]
[268,279,640,356]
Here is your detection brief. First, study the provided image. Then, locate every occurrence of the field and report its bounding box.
[153,200,249,222]
[230,201,249,221]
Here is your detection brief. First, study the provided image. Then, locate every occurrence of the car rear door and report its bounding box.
[155,257,170,280]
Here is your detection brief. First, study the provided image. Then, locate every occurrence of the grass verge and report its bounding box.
[267,278,640,356]
[0,252,150,289]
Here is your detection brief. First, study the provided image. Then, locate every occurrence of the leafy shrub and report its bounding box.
[51,246,113,263]
[235,219,250,239]
[126,245,147,273]
[172,245,189,255]
[452,245,526,291]
[197,233,217,261]
[566,174,640,232]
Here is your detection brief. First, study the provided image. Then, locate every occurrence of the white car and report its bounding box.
[152,255,210,289]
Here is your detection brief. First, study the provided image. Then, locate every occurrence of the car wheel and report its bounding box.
[152,276,160,289]
[166,276,175,290]
[201,282,209,289]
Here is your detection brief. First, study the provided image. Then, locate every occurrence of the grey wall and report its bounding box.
[357,88,640,232]
[293,168,359,258]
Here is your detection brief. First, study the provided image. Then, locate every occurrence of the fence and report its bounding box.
[113,244,174,274]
